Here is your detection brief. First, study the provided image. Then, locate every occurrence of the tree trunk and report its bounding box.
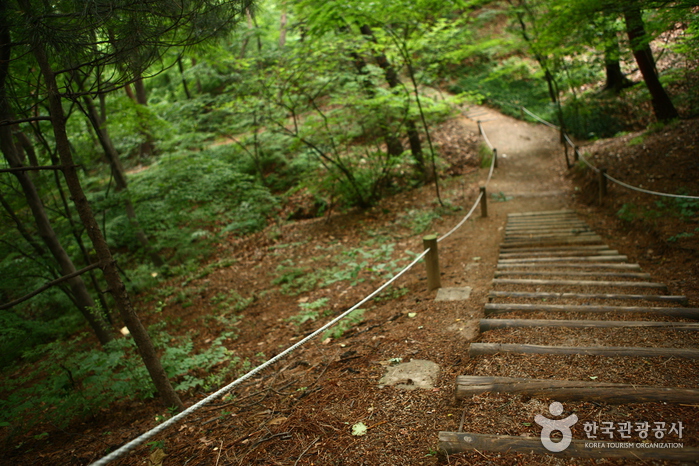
[16,0,183,410]
[279,7,288,48]
[82,93,165,268]
[623,4,678,121]
[348,50,405,158]
[133,74,155,158]
[177,57,192,100]
[603,34,633,93]
[359,25,427,180]
[0,7,113,345]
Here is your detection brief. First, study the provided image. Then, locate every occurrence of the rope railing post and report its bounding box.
[480,186,488,218]
[598,168,607,206]
[422,236,441,291]
[493,148,498,169]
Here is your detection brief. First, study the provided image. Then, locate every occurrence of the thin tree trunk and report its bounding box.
[133,74,155,159]
[15,0,183,410]
[359,25,427,180]
[177,57,192,100]
[348,50,404,157]
[0,8,113,345]
[81,93,165,268]
[279,6,288,48]
[623,4,678,121]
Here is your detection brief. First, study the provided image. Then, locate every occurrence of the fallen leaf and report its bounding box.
[351,422,368,436]
[149,448,166,466]
[268,417,287,426]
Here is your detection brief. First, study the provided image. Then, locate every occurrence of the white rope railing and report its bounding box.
[92,113,501,466]
[92,248,430,466]
[528,108,699,201]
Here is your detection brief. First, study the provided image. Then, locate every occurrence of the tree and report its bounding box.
[622,1,679,121]
[2,0,252,410]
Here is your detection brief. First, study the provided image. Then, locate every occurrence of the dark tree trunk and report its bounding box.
[623,5,678,121]
[15,0,183,410]
[348,50,404,158]
[0,4,113,345]
[177,57,192,100]
[82,93,165,268]
[133,74,155,158]
[359,25,428,181]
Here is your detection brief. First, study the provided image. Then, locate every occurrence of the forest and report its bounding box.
[1,0,698,463]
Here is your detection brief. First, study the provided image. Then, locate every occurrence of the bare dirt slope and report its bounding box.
[4,108,698,466]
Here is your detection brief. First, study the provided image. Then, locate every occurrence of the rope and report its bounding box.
[438,192,483,243]
[91,248,430,466]
[94,108,501,465]
[526,107,699,200]
[521,106,559,129]
[478,121,494,150]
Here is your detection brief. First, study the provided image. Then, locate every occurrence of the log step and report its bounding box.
[497,262,642,270]
[499,249,615,258]
[505,232,599,241]
[500,237,604,248]
[498,255,628,264]
[468,343,699,358]
[438,432,699,460]
[494,271,652,279]
[484,303,699,319]
[497,244,613,253]
[455,375,699,403]
[507,209,577,217]
[479,318,699,331]
[505,225,590,233]
[492,278,666,289]
[488,291,686,303]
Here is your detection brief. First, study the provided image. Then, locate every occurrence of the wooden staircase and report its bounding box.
[439,209,699,461]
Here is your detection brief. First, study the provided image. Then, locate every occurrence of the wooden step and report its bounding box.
[499,249,615,259]
[488,291,686,303]
[479,318,699,331]
[439,432,699,460]
[455,375,699,403]
[484,303,699,319]
[492,278,666,289]
[505,225,590,233]
[505,232,599,240]
[508,209,577,217]
[498,255,628,264]
[497,262,642,270]
[500,236,604,247]
[494,271,652,279]
[497,245,612,254]
[468,343,699,358]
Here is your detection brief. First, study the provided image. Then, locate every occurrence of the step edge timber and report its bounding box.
[468,342,699,359]
[497,263,642,270]
[479,319,699,331]
[500,238,605,248]
[508,209,577,216]
[494,271,652,279]
[491,278,666,289]
[497,245,613,253]
[483,303,699,320]
[455,375,699,403]
[487,291,686,303]
[499,250,615,258]
[498,256,628,264]
[438,432,698,460]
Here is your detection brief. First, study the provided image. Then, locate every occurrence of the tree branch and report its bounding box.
[0,262,103,310]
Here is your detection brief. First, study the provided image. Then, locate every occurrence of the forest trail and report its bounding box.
[461,104,572,212]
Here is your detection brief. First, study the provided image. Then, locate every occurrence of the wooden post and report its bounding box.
[480,186,488,218]
[492,148,498,168]
[573,144,579,162]
[598,168,607,205]
[563,142,571,169]
[422,234,441,291]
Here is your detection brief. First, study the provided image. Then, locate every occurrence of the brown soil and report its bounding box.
[3,109,698,466]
